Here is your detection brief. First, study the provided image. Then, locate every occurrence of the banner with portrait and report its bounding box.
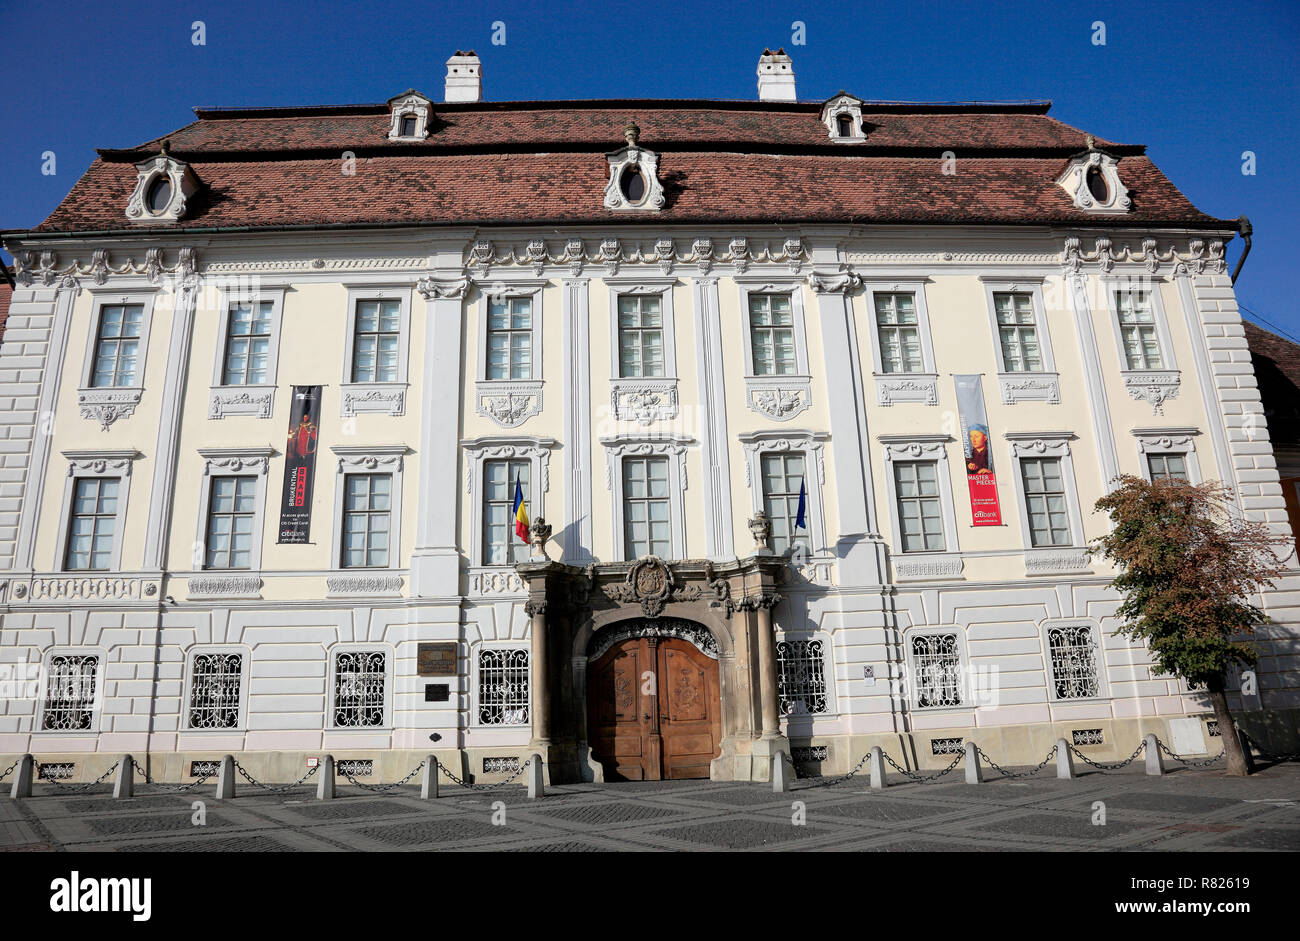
[953,374,1002,526]
[278,385,322,544]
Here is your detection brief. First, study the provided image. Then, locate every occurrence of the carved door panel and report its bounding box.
[657,639,722,779]
[589,639,653,781]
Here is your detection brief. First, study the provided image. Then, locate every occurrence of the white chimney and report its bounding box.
[445,50,482,103]
[757,48,796,101]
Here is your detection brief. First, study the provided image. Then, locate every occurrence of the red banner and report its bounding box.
[954,375,1002,526]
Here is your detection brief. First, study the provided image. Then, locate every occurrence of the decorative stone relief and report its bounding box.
[602,436,691,490]
[386,90,432,140]
[469,569,527,596]
[462,438,554,494]
[474,381,543,428]
[820,92,867,142]
[603,122,666,212]
[1061,235,1226,277]
[199,449,271,476]
[187,575,263,598]
[876,374,939,406]
[602,557,702,618]
[744,376,812,421]
[589,618,718,661]
[415,276,470,300]
[1123,371,1181,415]
[1056,140,1131,214]
[1006,435,1072,459]
[1024,549,1091,576]
[610,378,679,424]
[208,387,274,420]
[997,373,1061,405]
[1134,429,1198,453]
[125,146,201,223]
[454,235,806,277]
[326,575,404,597]
[893,554,964,581]
[739,432,828,487]
[78,388,142,430]
[341,383,406,417]
[28,576,154,601]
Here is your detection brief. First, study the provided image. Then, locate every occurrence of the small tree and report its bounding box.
[1092,475,1285,775]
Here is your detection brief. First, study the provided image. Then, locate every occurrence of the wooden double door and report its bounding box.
[588,634,722,781]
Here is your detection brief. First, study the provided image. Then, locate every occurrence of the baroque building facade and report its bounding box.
[1,51,1296,784]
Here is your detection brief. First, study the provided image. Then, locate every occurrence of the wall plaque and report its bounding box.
[425,683,450,703]
[418,642,457,677]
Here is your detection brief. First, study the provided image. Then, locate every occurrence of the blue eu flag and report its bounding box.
[795,478,807,530]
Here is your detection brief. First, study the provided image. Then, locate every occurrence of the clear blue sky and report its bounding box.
[2,0,1296,340]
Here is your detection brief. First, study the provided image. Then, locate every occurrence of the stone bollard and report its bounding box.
[9,754,34,799]
[964,741,982,784]
[316,755,335,800]
[113,755,134,799]
[1055,739,1075,779]
[771,752,790,792]
[1236,728,1256,773]
[215,754,236,800]
[868,746,886,790]
[420,755,439,799]
[1144,733,1164,776]
[526,755,544,799]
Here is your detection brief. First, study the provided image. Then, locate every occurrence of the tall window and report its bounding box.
[478,648,529,725]
[1046,625,1101,699]
[761,452,807,554]
[617,294,665,377]
[748,293,796,376]
[351,298,401,383]
[622,456,670,559]
[776,639,829,715]
[893,461,945,552]
[1020,457,1071,547]
[65,478,119,571]
[189,653,243,729]
[341,474,391,568]
[874,293,923,373]
[90,304,144,387]
[205,476,257,569]
[1147,453,1188,481]
[222,301,273,385]
[334,651,386,727]
[911,634,963,707]
[486,297,532,380]
[1116,290,1163,369]
[42,655,99,731]
[994,292,1042,372]
[483,459,530,566]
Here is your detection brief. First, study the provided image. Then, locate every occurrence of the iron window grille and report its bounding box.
[1047,625,1101,699]
[931,737,964,755]
[483,756,521,773]
[42,655,99,731]
[911,634,963,707]
[334,651,386,727]
[38,762,76,780]
[1071,728,1104,745]
[478,648,530,726]
[776,638,829,715]
[337,759,374,777]
[188,653,243,729]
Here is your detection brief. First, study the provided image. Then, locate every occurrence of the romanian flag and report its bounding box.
[512,475,529,543]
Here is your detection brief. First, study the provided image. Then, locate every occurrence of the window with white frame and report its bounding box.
[486,296,533,380]
[748,293,797,376]
[351,298,402,383]
[1046,624,1102,700]
[993,292,1043,372]
[42,654,99,731]
[483,459,531,566]
[478,647,529,725]
[761,452,808,555]
[893,461,946,552]
[204,476,257,569]
[221,301,274,385]
[90,304,144,387]
[1147,453,1189,481]
[64,478,120,571]
[622,456,671,559]
[874,293,924,373]
[776,638,829,715]
[341,473,392,568]
[188,652,243,729]
[617,294,665,377]
[1115,289,1164,370]
[1019,457,1072,547]
[910,633,963,707]
[333,650,386,727]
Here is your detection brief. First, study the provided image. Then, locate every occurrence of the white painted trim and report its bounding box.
[599,434,693,561]
[735,277,812,421]
[1004,432,1091,574]
[208,286,286,420]
[461,435,557,570]
[329,445,407,570]
[980,279,1060,405]
[181,645,252,731]
[340,285,412,417]
[193,447,274,574]
[607,277,680,423]
[1102,275,1182,414]
[691,278,735,561]
[77,290,160,428]
[862,280,939,406]
[474,279,546,382]
[1063,271,1121,488]
[560,279,594,563]
[54,450,140,573]
[1172,273,1237,493]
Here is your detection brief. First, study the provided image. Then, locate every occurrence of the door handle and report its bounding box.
[643,713,651,720]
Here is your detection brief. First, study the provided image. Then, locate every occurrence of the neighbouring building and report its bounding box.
[1243,320,1300,558]
[1,49,1296,785]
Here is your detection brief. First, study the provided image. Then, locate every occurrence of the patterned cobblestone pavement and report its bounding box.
[1,763,1296,852]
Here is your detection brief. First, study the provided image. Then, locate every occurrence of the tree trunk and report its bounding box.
[1207,675,1251,776]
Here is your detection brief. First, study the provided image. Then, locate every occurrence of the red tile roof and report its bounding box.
[15,98,1230,234]
[1244,320,1300,450]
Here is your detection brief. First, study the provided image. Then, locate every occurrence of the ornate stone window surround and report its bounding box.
[1005,431,1091,575]
[775,629,839,720]
[738,429,829,555]
[606,277,680,424]
[474,279,546,428]
[180,645,252,732]
[599,433,694,561]
[979,277,1060,405]
[54,450,140,573]
[126,153,200,223]
[469,641,530,731]
[902,626,971,714]
[820,93,867,143]
[1132,427,1202,483]
[1056,148,1132,214]
[77,288,160,430]
[329,445,408,571]
[734,276,812,421]
[878,434,964,580]
[191,447,275,576]
[462,435,557,572]
[387,91,432,141]
[603,128,667,212]
[862,278,939,406]
[1037,619,1111,703]
[33,646,107,735]
[207,286,286,420]
[340,284,412,417]
[1101,276,1181,414]
[326,642,394,731]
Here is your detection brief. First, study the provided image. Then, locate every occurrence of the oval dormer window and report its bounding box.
[146,176,173,214]
[836,114,853,137]
[620,166,646,204]
[400,114,417,137]
[1086,166,1109,203]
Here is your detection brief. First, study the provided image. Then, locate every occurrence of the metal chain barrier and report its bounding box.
[129,759,217,792]
[881,748,965,783]
[1241,731,1300,763]
[338,760,427,792]
[793,748,876,789]
[0,758,20,782]
[976,743,1058,780]
[39,760,121,793]
[1154,740,1226,768]
[438,757,533,791]
[233,761,319,793]
[1068,739,1146,771]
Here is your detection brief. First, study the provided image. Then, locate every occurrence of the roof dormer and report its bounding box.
[1057,135,1131,214]
[387,90,432,141]
[821,91,866,143]
[604,121,666,212]
[125,141,200,224]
